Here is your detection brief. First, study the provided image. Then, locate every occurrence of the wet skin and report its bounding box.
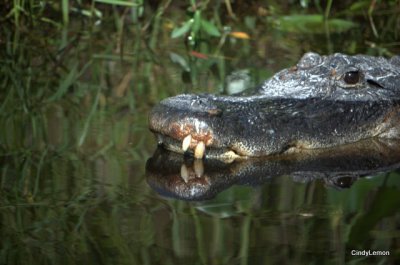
[149,53,400,161]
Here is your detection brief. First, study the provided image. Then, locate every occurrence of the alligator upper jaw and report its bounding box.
[148,94,242,162]
[149,93,299,161]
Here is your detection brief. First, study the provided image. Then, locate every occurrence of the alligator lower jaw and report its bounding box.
[155,133,242,163]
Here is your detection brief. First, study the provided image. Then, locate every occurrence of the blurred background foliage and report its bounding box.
[0,0,400,264]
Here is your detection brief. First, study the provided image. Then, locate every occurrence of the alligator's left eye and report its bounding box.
[343,71,360,85]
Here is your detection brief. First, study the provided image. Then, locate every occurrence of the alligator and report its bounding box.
[149,52,400,161]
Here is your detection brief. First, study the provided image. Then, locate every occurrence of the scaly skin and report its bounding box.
[148,53,400,160]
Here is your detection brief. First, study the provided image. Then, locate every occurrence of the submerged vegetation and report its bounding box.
[0,0,400,264]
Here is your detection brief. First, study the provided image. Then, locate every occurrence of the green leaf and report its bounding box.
[192,11,202,34]
[270,15,357,34]
[201,19,220,37]
[169,52,190,72]
[94,0,139,7]
[49,62,79,101]
[171,20,192,38]
[349,0,370,11]
[329,18,358,32]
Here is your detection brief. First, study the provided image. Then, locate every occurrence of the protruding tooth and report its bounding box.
[194,159,204,178]
[157,134,163,145]
[194,141,205,159]
[180,164,189,183]
[182,135,192,152]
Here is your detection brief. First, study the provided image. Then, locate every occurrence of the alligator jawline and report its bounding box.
[156,133,242,162]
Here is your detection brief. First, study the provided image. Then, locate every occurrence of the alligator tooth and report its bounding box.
[194,141,205,159]
[180,164,189,183]
[182,135,192,152]
[194,159,204,178]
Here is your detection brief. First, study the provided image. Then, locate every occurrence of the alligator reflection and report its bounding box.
[146,139,400,201]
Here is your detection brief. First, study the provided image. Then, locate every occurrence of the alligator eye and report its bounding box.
[332,176,355,188]
[343,71,360,85]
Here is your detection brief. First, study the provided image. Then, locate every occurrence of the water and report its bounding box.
[1,2,400,264]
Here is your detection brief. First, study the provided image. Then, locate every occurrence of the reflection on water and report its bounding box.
[146,139,400,201]
[145,142,400,264]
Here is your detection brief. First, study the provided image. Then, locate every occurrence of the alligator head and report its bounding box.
[149,53,400,161]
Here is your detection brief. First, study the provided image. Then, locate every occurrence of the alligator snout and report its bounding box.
[149,94,226,159]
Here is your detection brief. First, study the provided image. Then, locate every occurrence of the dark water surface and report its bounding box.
[1,2,400,264]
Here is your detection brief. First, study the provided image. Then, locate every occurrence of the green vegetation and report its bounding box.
[0,1,399,264]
